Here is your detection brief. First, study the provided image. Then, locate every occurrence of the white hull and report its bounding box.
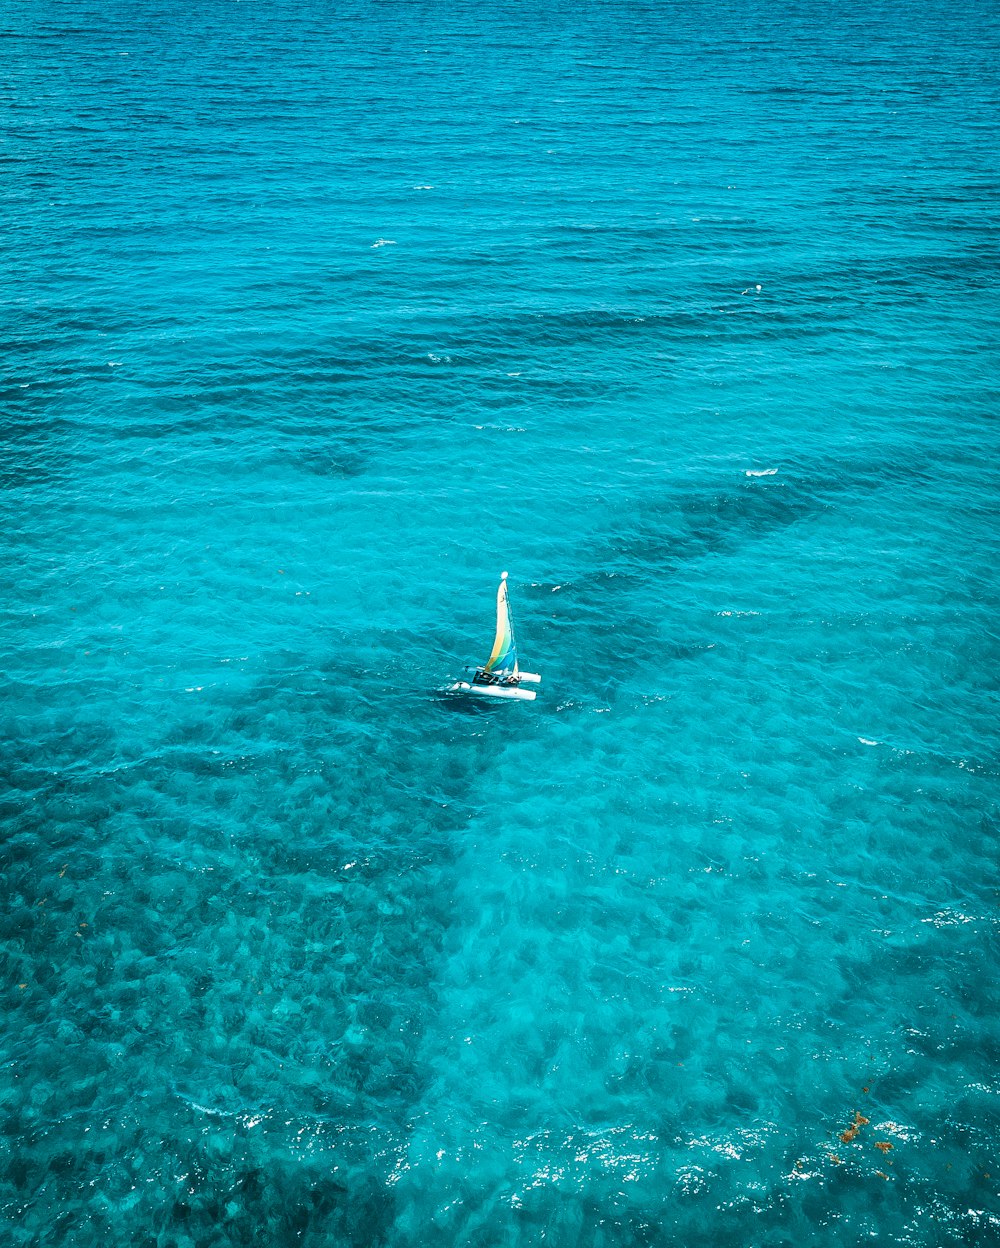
[448,680,537,701]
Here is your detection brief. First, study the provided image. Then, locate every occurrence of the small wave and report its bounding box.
[745,468,778,477]
[178,1094,236,1119]
[874,1121,918,1141]
[371,238,396,248]
[921,909,975,928]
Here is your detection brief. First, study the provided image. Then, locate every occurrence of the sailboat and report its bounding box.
[448,572,541,701]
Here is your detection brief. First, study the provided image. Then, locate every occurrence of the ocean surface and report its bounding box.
[3,1,999,1244]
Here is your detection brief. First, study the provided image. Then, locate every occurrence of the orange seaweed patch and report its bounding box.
[839,1111,869,1145]
[875,1141,893,1154]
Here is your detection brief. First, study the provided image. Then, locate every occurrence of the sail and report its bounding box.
[483,572,518,675]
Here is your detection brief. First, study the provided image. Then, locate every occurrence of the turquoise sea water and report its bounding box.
[3,1,1000,1243]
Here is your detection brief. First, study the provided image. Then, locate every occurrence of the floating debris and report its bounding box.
[839,1111,870,1145]
[875,1140,894,1154]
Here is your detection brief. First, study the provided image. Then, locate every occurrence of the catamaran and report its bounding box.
[448,572,541,701]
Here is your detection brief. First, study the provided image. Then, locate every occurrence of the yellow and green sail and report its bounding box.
[483,572,519,676]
